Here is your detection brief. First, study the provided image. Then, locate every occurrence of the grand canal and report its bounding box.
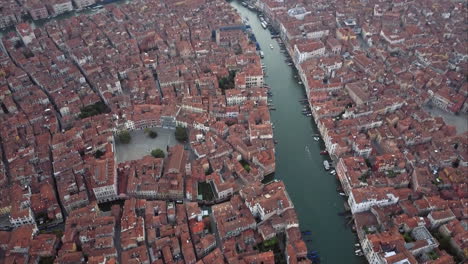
[230,2,366,263]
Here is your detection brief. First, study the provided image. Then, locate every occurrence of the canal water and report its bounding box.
[230,2,366,264]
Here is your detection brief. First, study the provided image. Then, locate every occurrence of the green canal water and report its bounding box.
[230,2,366,264]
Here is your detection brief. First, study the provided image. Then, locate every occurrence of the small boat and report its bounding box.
[330,169,336,174]
[339,192,346,196]
[314,137,320,141]
[259,51,264,58]
[241,1,247,6]
[298,81,303,85]
[355,243,360,247]
[269,107,276,110]
[323,160,330,170]
[306,113,312,117]
[269,44,274,49]
[274,140,278,144]
[320,150,328,155]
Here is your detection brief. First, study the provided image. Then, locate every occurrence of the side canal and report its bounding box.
[230,2,366,264]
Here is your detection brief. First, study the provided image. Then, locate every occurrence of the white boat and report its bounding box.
[259,51,264,58]
[339,192,346,196]
[269,44,274,49]
[261,21,267,29]
[314,137,320,141]
[330,169,336,174]
[355,243,360,247]
[323,160,330,170]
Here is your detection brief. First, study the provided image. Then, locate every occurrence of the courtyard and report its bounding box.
[115,127,178,163]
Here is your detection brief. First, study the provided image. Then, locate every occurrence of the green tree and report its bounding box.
[39,257,55,264]
[78,101,110,119]
[218,70,236,92]
[94,149,105,158]
[117,130,131,144]
[144,128,157,138]
[175,126,188,142]
[151,149,165,158]
[148,130,158,138]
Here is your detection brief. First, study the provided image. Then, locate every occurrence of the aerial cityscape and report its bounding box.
[0,0,466,264]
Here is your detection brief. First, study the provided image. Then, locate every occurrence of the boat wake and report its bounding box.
[305,146,312,159]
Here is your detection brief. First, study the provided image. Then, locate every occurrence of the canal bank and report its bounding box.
[230,2,366,264]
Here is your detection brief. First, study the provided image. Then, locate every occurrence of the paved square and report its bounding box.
[115,128,178,163]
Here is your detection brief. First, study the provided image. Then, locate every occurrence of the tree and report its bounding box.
[175,126,188,142]
[94,149,105,158]
[148,130,158,138]
[218,70,236,92]
[144,128,158,138]
[117,130,131,144]
[79,101,110,119]
[151,149,165,158]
